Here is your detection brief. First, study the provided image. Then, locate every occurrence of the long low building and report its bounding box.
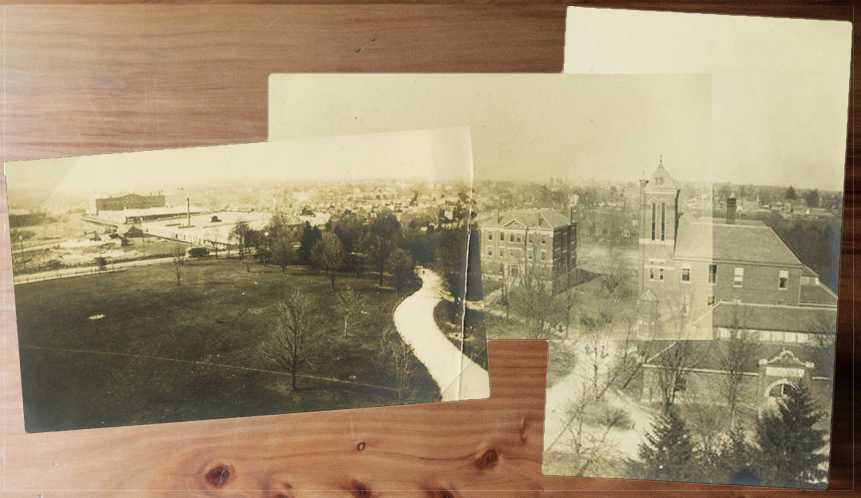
[84,205,210,227]
[142,211,274,249]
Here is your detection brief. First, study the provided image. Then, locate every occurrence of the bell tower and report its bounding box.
[638,158,681,296]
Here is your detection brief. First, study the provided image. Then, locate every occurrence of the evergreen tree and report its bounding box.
[753,383,828,488]
[297,222,321,266]
[786,185,797,201]
[718,424,755,483]
[635,407,698,482]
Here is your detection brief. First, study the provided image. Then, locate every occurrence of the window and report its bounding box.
[778,269,789,290]
[661,202,666,241]
[651,202,656,240]
[488,249,493,256]
[516,234,522,243]
[659,268,665,281]
[509,233,514,242]
[527,249,533,260]
[528,234,533,243]
[541,250,547,261]
[681,263,691,283]
[488,232,493,241]
[733,267,744,287]
[650,268,656,280]
[542,235,547,245]
[500,248,506,258]
[708,264,717,284]
[707,296,715,306]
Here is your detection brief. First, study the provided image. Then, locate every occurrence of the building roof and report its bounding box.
[643,340,834,378]
[477,209,571,230]
[800,284,839,306]
[644,163,678,191]
[692,302,837,334]
[674,214,803,267]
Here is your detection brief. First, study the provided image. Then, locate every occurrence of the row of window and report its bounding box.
[717,328,811,345]
[487,231,549,245]
[649,261,790,290]
[487,247,547,261]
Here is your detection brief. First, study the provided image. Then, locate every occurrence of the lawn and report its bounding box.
[14,258,439,432]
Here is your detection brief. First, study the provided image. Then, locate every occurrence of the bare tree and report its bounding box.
[718,306,759,428]
[270,232,296,274]
[509,259,567,339]
[311,232,347,290]
[262,287,324,391]
[171,245,185,285]
[335,286,368,339]
[600,245,633,296]
[376,326,419,403]
[388,248,415,295]
[562,400,633,477]
[653,340,696,411]
[229,221,251,263]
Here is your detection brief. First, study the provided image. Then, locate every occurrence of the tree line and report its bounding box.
[225,210,470,298]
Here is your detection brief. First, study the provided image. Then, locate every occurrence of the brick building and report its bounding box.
[90,193,165,214]
[476,208,578,293]
[636,161,837,410]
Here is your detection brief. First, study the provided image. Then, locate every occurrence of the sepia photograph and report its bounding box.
[267,72,844,488]
[542,162,841,488]
[268,73,712,341]
[5,126,489,433]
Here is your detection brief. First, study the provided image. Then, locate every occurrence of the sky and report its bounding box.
[565,8,852,191]
[4,127,473,205]
[269,74,713,187]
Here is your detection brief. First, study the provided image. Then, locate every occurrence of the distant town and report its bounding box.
[9,178,489,432]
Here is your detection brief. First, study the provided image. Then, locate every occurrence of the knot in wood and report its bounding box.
[475,448,500,470]
[205,465,231,487]
[357,442,366,451]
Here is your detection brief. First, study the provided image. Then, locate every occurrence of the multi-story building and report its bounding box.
[477,208,578,293]
[89,193,166,214]
[636,161,838,410]
[637,161,836,321]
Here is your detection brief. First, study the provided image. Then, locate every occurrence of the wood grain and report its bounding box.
[0,4,856,495]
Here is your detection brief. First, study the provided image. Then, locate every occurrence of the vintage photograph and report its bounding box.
[267,73,843,488]
[540,11,848,488]
[5,127,488,432]
[268,73,712,340]
[541,163,840,488]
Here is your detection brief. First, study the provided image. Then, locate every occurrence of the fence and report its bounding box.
[14,257,174,285]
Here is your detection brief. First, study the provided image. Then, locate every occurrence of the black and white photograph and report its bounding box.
[5,126,489,433]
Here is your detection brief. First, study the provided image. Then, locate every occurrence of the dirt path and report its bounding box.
[393,270,490,402]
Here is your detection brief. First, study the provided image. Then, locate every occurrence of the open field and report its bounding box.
[14,258,439,432]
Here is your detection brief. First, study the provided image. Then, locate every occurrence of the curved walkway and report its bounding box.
[393,270,490,402]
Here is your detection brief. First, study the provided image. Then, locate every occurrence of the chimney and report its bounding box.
[537,211,543,227]
[187,197,191,226]
[726,197,737,224]
[492,209,500,224]
[569,205,575,224]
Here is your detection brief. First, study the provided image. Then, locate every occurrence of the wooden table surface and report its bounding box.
[0,3,856,496]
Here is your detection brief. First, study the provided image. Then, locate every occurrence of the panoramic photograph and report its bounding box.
[5,127,489,433]
[266,73,844,488]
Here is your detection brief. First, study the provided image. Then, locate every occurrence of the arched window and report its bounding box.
[650,202,656,240]
[661,202,666,241]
